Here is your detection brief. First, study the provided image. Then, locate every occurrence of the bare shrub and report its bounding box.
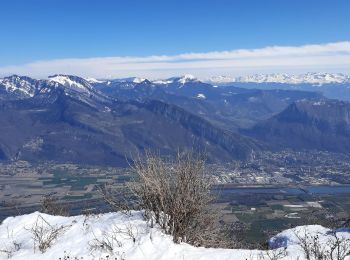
[98,183,135,215]
[130,151,219,246]
[29,215,69,253]
[257,247,287,260]
[326,231,350,260]
[0,240,21,259]
[89,230,122,253]
[0,226,22,258]
[294,228,350,260]
[89,223,138,258]
[294,229,326,259]
[41,194,69,216]
[2,199,23,216]
[112,223,139,244]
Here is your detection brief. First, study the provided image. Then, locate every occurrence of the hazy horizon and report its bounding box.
[1,0,349,78]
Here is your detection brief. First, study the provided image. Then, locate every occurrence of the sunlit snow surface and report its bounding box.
[49,75,87,90]
[0,211,349,259]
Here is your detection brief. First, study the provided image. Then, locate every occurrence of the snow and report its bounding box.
[248,96,259,102]
[306,202,322,208]
[84,73,350,86]
[1,211,349,260]
[0,211,259,260]
[152,79,174,84]
[312,101,326,106]
[0,76,36,97]
[85,77,105,84]
[49,75,87,90]
[206,75,235,84]
[132,77,146,84]
[206,73,350,85]
[270,225,330,248]
[114,77,146,84]
[269,225,350,259]
[178,74,197,84]
[196,93,206,99]
[283,204,305,208]
[284,213,301,219]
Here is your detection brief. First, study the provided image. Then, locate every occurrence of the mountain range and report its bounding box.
[206,72,350,85]
[0,73,349,165]
[0,75,263,165]
[206,73,350,101]
[244,99,350,152]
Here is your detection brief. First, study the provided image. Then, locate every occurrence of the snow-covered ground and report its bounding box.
[0,211,349,260]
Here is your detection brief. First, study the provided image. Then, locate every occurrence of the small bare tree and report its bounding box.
[130,151,219,246]
[29,215,68,253]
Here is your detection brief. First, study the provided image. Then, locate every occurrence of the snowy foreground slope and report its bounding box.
[0,211,349,260]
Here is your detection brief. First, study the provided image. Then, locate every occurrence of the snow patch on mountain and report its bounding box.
[0,75,37,97]
[132,77,146,83]
[152,79,174,84]
[196,93,206,99]
[206,75,235,84]
[49,75,87,90]
[151,75,198,86]
[112,77,146,84]
[85,77,105,84]
[178,74,197,84]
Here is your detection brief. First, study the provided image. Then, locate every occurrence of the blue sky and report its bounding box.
[1,0,350,78]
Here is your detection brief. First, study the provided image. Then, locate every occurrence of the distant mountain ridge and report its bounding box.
[92,74,322,131]
[79,73,350,86]
[0,74,266,165]
[0,73,325,131]
[203,73,350,101]
[1,73,349,164]
[244,99,350,152]
[206,73,350,85]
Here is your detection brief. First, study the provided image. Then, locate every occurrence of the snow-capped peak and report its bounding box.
[0,75,37,97]
[178,74,197,84]
[132,77,146,83]
[48,75,96,94]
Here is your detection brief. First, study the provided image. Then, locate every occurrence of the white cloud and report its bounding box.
[1,41,350,79]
